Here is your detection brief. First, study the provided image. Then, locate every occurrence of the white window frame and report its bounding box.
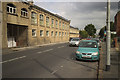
[56,20,58,28]
[31,12,37,25]
[62,32,64,36]
[46,17,49,27]
[51,31,54,36]
[51,19,54,27]
[59,32,61,36]
[21,9,28,17]
[32,29,36,37]
[40,14,44,25]
[62,22,64,29]
[40,30,44,37]
[55,31,58,37]
[59,21,61,29]
[7,6,16,14]
[46,31,49,37]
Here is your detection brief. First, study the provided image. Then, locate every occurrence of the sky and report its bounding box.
[33,0,119,34]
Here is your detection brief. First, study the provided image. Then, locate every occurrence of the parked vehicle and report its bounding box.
[92,38,101,47]
[69,38,80,46]
[75,40,100,61]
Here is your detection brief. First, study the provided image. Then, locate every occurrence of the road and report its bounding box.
[2,43,98,78]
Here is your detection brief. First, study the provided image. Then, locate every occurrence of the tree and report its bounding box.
[99,21,116,38]
[79,30,88,38]
[84,24,96,37]
[99,26,106,38]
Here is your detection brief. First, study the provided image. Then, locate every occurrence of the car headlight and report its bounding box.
[92,52,98,55]
[76,51,81,54]
[75,42,79,45]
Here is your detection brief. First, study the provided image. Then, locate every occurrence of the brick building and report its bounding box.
[114,11,120,37]
[1,1,70,48]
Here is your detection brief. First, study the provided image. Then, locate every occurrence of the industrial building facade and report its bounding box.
[69,26,79,40]
[2,1,70,48]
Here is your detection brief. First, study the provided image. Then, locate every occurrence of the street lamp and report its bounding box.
[106,0,111,71]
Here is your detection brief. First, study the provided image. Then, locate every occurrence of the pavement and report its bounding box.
[2,41,69,55]
[98,42,120,79]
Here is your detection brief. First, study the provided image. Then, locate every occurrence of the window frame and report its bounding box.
[31,12,37,25]
[21,8,28,17]
[51,31,54,36]
[40,14,44,25]
[40,30,44,37]
[7,5,16,14]
[46,31,49,37]
[46,17,49,27]
[32,29,37,37]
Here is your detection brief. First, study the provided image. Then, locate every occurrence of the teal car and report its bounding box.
[76,40,100,61]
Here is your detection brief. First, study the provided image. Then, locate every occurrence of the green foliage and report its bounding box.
[79,30,88,38]
[84,24,96,36]
[99,21,116,38]
[99,26,106,38]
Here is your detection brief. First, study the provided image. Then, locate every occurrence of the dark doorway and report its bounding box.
[7,23,28,47]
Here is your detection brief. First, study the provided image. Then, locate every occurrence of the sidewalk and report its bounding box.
[2,41,68,55]
[98,43,120,79]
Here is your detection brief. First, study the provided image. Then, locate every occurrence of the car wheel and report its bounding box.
[76,58,79,61]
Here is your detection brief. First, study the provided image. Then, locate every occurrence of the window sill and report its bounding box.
[20,16,29,19]
[40,36,44,37]
[46,26,50,28]
[40,25,45,27]
[32,36,37,38]
[7,12,18,16]
[31,24,38,26]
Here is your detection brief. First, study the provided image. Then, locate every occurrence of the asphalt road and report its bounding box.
[2,43,98,78]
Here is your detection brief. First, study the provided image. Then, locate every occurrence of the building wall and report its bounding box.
[0,1,2,49]
[29,5,70,46]
[115,11,120,37]
[70,27,79,38]
[2,1,70,48]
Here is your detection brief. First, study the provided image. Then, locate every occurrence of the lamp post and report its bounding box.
[106,0,111,71]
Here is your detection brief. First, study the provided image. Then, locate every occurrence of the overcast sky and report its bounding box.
[34,1,119,33]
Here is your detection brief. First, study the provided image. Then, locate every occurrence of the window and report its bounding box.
[59,32,61,36]
[46,17,49,27]
[59,21,61,29]
[32,29,36,37]
[68,32,69,36]
[55,31,58,37]
[51,31,54,36]
[62,22,64,29]
[46,31,49,36]
[31,12,37,25]
[67,25,69,30]
[21,8,28,17]
[62,32,64,36]
[65,24,66,30]
[40,30,43,37]
[7,3,16,14]
[51,19,54,27]
[40,14,44,25]
[65,32,66,36]
[56,20,58,28]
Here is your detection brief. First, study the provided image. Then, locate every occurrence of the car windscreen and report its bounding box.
[79,41,97,48]
[71,38,79,41]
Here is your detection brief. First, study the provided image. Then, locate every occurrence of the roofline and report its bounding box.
[29,4,70,23]
[70,26,79,30]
